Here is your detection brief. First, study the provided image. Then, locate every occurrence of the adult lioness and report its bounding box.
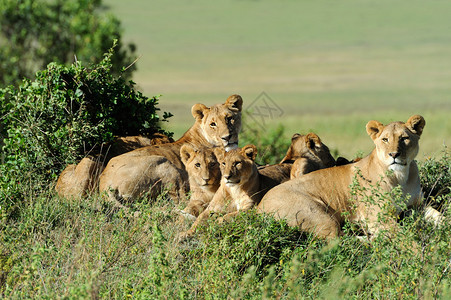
[180,144,286,239]
[179,145,221,219]
[258,115,430,240]
[257,132,336,182]
[56,134,172,198]
[280,132,336,179]
[98,95,243,206]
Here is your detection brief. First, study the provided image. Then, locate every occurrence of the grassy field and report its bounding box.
[104,0,450,159]
[1,2,450,297]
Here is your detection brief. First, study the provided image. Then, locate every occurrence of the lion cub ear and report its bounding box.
[180,145,195,165]
[192,103,209,121]
[241,144,257,161]
[406,115,425,137]
[225,94,243,112]
[366,120,384,141]
[305,133,321,149]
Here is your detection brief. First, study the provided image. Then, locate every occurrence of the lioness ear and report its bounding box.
[406,115,425,137]
[180,145,194,165]
[192,103,209,121]
[305,133,321,149]
[213,146,226,162]
[241,144,257,161]
[366,120,384,141]
[225,94,243,112]
[291,133,302,141]
[280,133,302,163]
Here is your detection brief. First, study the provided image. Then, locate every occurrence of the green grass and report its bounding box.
[103,0,451,159]
[2,4,451,296]
[1,160,450,298]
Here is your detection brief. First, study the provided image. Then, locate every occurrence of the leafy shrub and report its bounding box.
[0,44,172,222]
[0,0,136,86]
[240,123,291,165]
[419,147,451,208]
[1,42,172,173]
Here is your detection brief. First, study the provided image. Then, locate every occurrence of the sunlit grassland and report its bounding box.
[104,0,451,159]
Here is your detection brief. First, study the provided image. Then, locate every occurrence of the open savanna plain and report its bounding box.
[106,0,451,160]
[1,1,450,299]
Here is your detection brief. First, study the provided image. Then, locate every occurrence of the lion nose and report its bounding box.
[389,152,400,158]
[224,174,231,180]
[221,135,231,142]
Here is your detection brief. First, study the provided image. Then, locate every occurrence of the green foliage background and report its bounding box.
[0,0,136,87]
[0,45,172,226]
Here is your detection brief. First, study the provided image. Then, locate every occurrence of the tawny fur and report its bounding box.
[55,134,171,198]
[98,95,243,207]
[258,115,440,239]
[280,132,336,179]
[180,145,221,219]
[180,144,288,239]
[258,132,336,182]
[56,156,104,198]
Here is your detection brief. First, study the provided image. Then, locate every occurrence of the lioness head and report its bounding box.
[215,144,257,186]
[192,94,243,151]
[180,145,221,189]
[281,132,336,168]
[366,115,425,172]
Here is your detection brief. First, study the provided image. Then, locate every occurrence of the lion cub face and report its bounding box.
[191,95,243,151]
[181,145,221,189]
[281,132,335,168]
[215,145,257,187]
[366,115,425,172]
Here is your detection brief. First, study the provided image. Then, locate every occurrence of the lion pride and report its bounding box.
[180,144,295,239]
[258,115,434,239]
[98,95,243,207]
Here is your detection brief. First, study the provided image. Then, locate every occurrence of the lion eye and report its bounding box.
[234,162,241,167]
[209,162,217,167]
[382,138,389,143]
[195,163,201,168]
[221,162,226,167]
[210,122,216,128]
[401,136,409,142]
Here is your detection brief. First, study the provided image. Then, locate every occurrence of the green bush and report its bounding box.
[240,123,291,165]
[0,0,136,86]
[419,148,451,208]
[0,44,172,222]
[1,42,172,172]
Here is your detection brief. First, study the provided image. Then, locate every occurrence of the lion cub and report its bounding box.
[180,144,283,239]
[180,145,221,219]
[279,132,336,179]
